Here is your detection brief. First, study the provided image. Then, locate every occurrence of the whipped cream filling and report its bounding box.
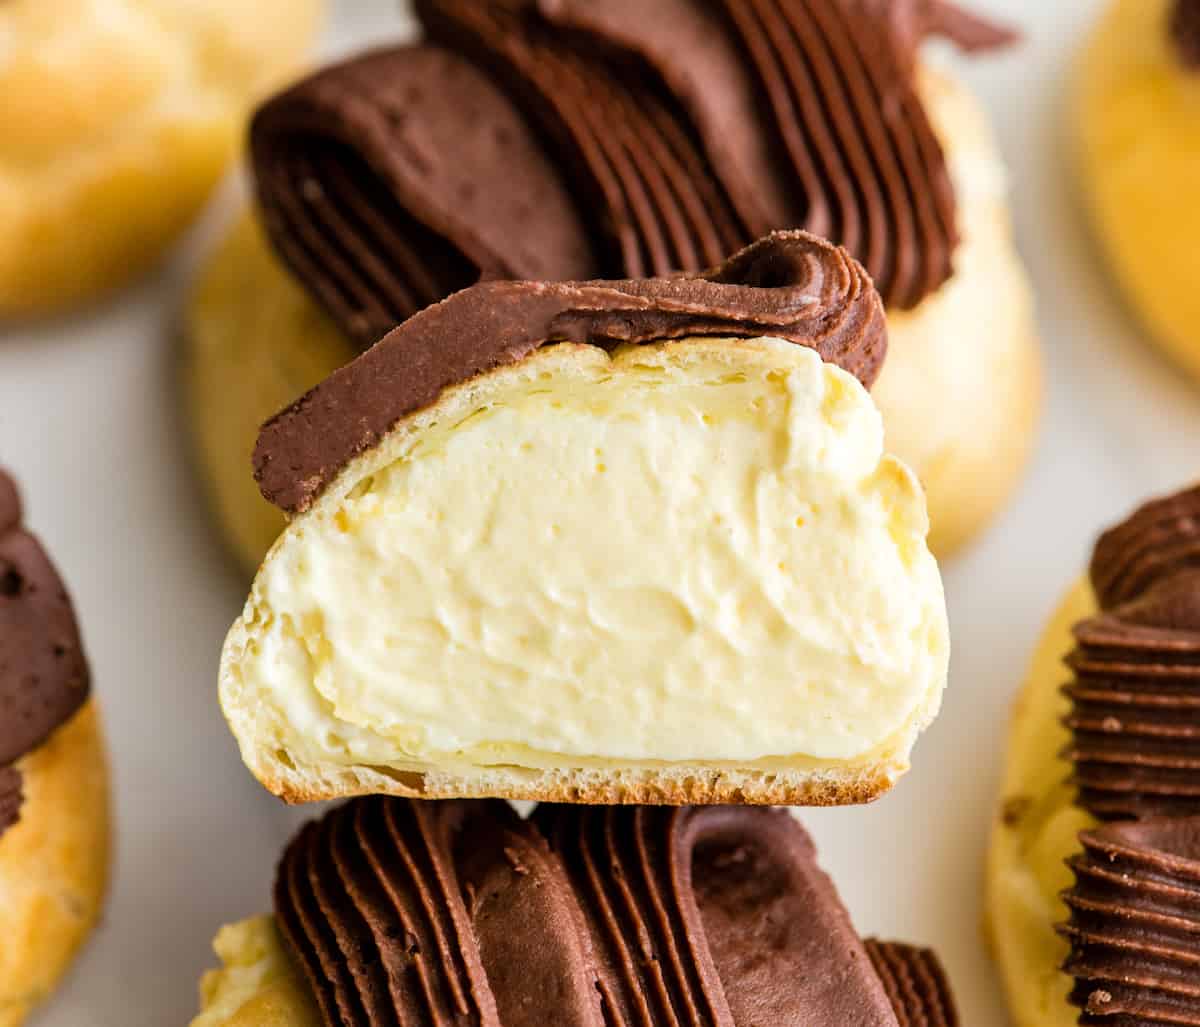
[225,340,947,772]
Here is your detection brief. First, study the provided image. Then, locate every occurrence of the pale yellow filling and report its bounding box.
[226,340,947,775]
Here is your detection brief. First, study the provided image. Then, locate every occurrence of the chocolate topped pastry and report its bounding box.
[0,467,109,1027]
[0,468,90,834]
[1172,0,1200,67]
[254,230,887,515]
[1061,817,1200,1025]
[250,0,1016,344]
[1063,487,1200,822]
[219,232,947,809]
[205,798,958,1027]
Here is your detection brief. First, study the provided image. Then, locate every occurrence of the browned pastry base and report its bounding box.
[0,702,110,1027]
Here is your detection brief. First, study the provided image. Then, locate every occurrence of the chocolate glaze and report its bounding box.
[866,940,960,1027]
[276,798,959,1026]
[251,44,597,346]
[0,469,90,839]
[1172,0,1200,69]
[254,230,887,516]
[0,766,21,836]
[1063,486,1200,821]
[1060,818,1200,1025]
[250,0,1013,342]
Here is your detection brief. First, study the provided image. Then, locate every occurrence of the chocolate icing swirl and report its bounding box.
[0,469,90,839]
[275,797,958,1026]
[254,230,887,516]
[1063,486,1200,821]
[1060,818,1200,1025]
[251,0,1014,344]
[251,44,597,346]
[865,940,960,1027]
[1172,0,1200,69]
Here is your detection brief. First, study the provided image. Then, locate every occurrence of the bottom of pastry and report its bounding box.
[0,701,110,1027]
[193,798,958,1026]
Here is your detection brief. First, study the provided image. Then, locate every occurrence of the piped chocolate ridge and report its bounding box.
[1172,0,1200,69]
[251,0,1015,343]
[275,797,958,1027]
[866,940,960,1027]
[0,469,90,839]
[1060,818,1200,1025]
[1063,486,1200,821]
[254,230,887,516]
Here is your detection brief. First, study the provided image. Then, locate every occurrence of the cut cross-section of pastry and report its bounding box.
[219,232,949,806]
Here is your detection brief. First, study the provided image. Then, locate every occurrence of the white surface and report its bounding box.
[2,1,1197,1023]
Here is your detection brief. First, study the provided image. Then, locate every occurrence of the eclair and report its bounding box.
[218,232,948,807]
[0,469,109,1027]
[988,484,1200,1026]
[192,798,959,1026]
[185,0,1039,569]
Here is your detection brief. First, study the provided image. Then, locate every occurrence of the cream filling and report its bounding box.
[227,340,948,772]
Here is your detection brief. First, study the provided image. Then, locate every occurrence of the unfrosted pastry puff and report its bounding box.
[0,470,109,1027]
[987,484,1200,1026]
[219,234,950,807]
[0,0,323,317]
[182,2,1036,578]
[1076,0,1200,380]
[191,800,961,1026]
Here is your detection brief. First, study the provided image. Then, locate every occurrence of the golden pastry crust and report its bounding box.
[874,69,1041,559]
[985,582,1096,1027]
[184,63,1038,571]
[1076,0,1200,382]
[184,214,356,571]
[192,917,318,1027]
[0,701,110,1027]
[0,0,324,317]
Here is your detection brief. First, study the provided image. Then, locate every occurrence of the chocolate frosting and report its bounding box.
[275,797,959,1027]
[1172,0,1200,69]
[1060,818,1200,1025]
[254,230,887,516]
[251,44,597,346]
[0,469,90,839]
[250,0,1014,342]
[1063,486,1200,821]
[865,940,960,1027]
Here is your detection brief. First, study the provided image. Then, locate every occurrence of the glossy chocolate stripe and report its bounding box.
[1173,0,1200,69]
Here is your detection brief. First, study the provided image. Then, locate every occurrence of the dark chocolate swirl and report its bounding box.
[276,797,957,1027]
[865,940,960,1027]
[1172,0,1200,69]
[251,44,597,346]
[254,230,887,516]
[0,469,91,840]
[1063,486,1200,821]
[1060,818,1200,1025]
[250,0,1014,344]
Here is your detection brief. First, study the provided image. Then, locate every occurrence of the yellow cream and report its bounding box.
[223,340,947,776]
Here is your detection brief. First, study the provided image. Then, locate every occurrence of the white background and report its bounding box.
[4,0,1197,1023]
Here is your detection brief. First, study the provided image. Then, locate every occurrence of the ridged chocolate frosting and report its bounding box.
[1173,0,1200,68]
[251,0,1014,344]
[866,940,960,1027]
[1060,818,1200,1025]
[0,469,90,839]
[1063,486,1200,821]
[274,797,958,1027]
[254,230,888,515]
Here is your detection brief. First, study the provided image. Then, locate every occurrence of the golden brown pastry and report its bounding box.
[0,0,323,316]
[1077,0,1200,381]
